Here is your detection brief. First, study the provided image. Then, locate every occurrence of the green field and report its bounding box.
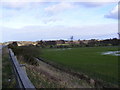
[40,46,119,86]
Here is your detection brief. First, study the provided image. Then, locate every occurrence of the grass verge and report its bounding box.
[2,47,16,88]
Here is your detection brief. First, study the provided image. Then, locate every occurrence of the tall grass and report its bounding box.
[2,47,16,88]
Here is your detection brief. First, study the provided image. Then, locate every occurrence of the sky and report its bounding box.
[0,0,119,42]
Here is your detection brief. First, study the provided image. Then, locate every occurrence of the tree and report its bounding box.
[118,33,120,39]
[70,36,73,41]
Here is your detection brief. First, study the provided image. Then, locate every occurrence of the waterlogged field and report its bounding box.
[40,46,119,86]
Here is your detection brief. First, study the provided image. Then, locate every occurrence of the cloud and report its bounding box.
[44,1,112,14]
[1,23,118,42]
[105,4,119,19]
[0,0,44,3]
[42,17,62,24]
[44,2,106,17]
[1,0,29,9]
[44,1,118,17]
[0,0,45,9]
[1,0,119,2]
[1,0,118,11]
[44,2,75,23]
[75,2,111,8]
[1,0,118,30]
[45,2,74,13]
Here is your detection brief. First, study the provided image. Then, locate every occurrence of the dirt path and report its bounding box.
[26,58,93,88]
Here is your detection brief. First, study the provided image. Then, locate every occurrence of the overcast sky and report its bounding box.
[0,0,119,42]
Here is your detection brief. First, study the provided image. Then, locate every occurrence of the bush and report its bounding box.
[9,46,41,66]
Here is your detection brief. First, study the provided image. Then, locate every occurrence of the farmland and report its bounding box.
[40,46,119,86]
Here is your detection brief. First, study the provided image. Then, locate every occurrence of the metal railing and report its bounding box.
[9,49,35,89]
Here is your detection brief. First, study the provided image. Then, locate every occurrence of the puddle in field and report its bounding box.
[102,51,120,56]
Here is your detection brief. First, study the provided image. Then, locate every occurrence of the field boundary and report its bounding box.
[9,49,35,89]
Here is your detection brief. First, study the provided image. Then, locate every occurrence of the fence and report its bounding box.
[9,49,35,89]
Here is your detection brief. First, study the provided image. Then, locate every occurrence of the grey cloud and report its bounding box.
[105,4,119,20]
[74,2,112,8]
[104,13,118,19]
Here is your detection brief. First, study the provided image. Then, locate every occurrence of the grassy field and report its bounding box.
[40,46,118,86]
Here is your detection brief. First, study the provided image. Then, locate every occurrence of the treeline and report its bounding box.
[35,38,120,48]
[8,38,120,49]
[83,38,120,47]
